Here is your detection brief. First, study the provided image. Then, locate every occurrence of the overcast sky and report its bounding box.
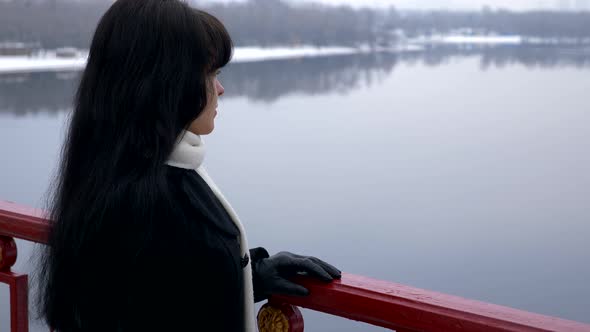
[199,0,590,10]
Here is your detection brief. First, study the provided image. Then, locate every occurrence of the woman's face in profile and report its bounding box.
[188,71,225,135]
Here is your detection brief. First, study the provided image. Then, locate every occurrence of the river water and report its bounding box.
[1,46,589,331]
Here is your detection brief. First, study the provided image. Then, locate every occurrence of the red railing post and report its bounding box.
[0,235,29,332]
[10,272,29,332]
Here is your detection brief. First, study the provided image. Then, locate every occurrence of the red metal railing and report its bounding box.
[0,201,48,332]
[1,199,590,332]
[268,275,590,331]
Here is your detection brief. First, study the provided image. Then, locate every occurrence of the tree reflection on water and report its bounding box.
[1,45,589,115]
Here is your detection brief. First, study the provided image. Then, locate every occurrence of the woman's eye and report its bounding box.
[216,70,221,76]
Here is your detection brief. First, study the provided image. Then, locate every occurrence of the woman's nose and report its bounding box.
[216,79,224,96]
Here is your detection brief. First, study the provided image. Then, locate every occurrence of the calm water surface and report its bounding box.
[1,47,589,331]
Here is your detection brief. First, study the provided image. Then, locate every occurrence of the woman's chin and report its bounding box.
[204,124,215,135]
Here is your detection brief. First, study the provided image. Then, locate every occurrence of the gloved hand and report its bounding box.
[249,248,341,302]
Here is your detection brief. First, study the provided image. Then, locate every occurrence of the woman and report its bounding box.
[37,0,341,331]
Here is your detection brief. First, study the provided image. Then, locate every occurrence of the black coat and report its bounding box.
[141,165,240,331]
[57,166,267,332]
[121,165,267,331]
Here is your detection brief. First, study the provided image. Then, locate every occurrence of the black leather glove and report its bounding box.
[249,247,341,302]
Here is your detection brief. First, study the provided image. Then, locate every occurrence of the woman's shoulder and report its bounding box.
[163,165,240,237]
[163,165,206,210]
[164,164,197,178]
[164,165,207,196]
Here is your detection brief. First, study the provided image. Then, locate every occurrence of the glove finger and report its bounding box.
[295,258,333,282]
[309,257,342,278]
[277,251,305,259]
[271,278,310,297]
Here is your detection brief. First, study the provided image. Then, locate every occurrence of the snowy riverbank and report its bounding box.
[0,46,369,74]
[4,36,584,74]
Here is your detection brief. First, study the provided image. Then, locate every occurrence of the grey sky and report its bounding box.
[199,0,590,10]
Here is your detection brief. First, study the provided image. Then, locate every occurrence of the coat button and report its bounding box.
[241,253,249,268]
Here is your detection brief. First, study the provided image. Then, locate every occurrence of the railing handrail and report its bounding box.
[0,200,50,244]
[273,275,590,332]
[2,199,590,332]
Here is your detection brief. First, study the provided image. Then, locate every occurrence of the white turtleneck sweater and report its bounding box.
[165,130,257,332]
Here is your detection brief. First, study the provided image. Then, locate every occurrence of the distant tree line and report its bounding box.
[390,9,590,39]
[201,0,378,46]
[0,0,110,49]
[0,0,589,49]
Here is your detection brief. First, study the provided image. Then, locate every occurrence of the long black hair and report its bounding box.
[37,0,232,330]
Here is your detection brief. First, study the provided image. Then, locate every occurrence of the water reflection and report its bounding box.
[1,46,589,115]
[223,53,398,102]
[0,71,78,115]
[408,45,590,69]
